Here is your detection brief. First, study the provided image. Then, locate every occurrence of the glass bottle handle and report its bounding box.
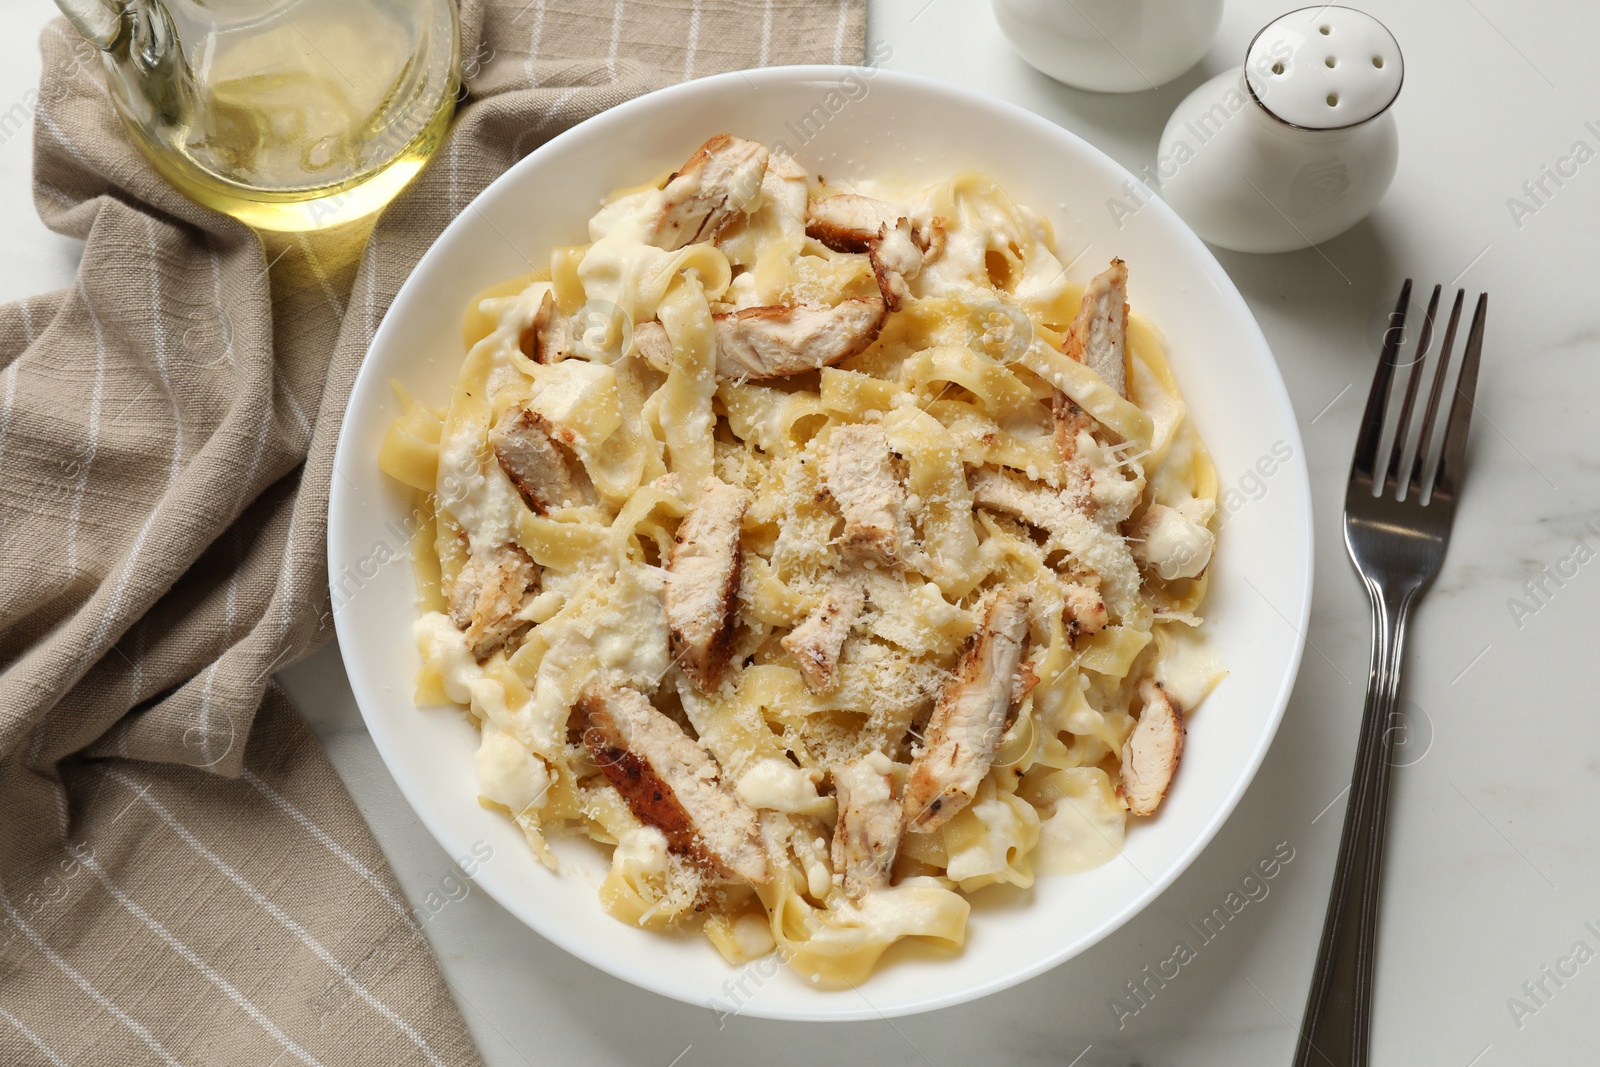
[53,0,124,50]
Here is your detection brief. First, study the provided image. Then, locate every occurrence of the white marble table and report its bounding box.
[7,1,1598,1062]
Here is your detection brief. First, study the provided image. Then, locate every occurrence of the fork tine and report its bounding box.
[1352,279,1412,483]
[1408,289,1465,497]
[1383,284,1441,496]
[1434,292,1488,500]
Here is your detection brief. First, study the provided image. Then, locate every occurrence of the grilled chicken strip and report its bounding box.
[518,289,572,364]
[637,299,890,379]
[1051,395,1097,512]
[781,578,866,692]
[903,588,1033,833]
[821,423,906,567]
[806,194,929,310]
[806,194,909,251]
[667,478,748,692]
[573,682,770,884]
[969,467,1083,532]
[491,407,590,513]
[713,296,888,380]
[448,544,540,661]
[866,241,915,310]
[1061,578,1109,639]
[1011,660,1040,705]
[647,134,770,251]
[830,752,903,898]
[631,319,671,371]
[1118,679,1185,817]
[969,466,1139,618]
[1062,259,1129,397]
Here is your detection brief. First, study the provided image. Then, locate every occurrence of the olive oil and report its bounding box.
[108,0,459,231]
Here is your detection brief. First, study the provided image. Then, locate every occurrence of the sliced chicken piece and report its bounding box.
[920,217,948,263]
[713,150,809,262]
[632,319,672,372]
[1061,578,1109,639]
[821,423,907,567]
[518,289,572,364]
[902,588,1033,832]
[1053,395,1092,461]
[713,296,888,380]
[806,194,927,253]
[667,478,748,692]
[573,682,769,884]
[806,194,926,311]
[638,303,888,381]
[1062,259,1129,397]
[1118,679,1185,817]
[970,466,1092,533]
[647,135,770,251]
[868,215,927,311]
[447,544,540,661]
[969,467,1140,620]
[1051,394,1097,512]
[761,150,811,203]
[830,752,903,898]
[491,407,590,513]
[1127,503,1215,581]
[781,578,866,692]
[1011,661,1039,705]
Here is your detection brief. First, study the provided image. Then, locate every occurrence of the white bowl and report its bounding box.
[329,65,1312,1021]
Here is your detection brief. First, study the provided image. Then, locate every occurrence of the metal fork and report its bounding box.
[1293,280,1488,1066]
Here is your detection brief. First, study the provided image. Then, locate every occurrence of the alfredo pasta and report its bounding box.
[378,135,1223,985]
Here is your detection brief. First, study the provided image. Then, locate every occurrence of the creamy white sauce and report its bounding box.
[437,416,525,550]
[588,565,673,683]
[415,612,541,745]
[414,612,478,705]
[476,722,551,816]
[613,825,669,876]
[727,911,776,959]
[735,758,826,814]
[1138,504,1215,581]
[797,831,834,900]
[579,188,730,326]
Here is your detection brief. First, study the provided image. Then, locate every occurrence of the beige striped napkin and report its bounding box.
[0,1,864,1063]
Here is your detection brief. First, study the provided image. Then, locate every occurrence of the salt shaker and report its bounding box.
[991,0,1224,94]
[1156,6,1404,252]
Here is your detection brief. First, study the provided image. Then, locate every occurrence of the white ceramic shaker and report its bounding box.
[992,0,1224,93]
[1156,6,1404,252]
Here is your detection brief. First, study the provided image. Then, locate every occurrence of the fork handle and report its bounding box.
[1293,585,1414,1067]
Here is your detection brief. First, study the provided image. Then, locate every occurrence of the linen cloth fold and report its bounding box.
[0,1,864,1063]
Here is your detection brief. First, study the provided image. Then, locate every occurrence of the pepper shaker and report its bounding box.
[992,0,1224,94]
[1156,6,1404,252]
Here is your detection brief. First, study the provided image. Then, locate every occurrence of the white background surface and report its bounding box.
[7,1,1598,1063]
